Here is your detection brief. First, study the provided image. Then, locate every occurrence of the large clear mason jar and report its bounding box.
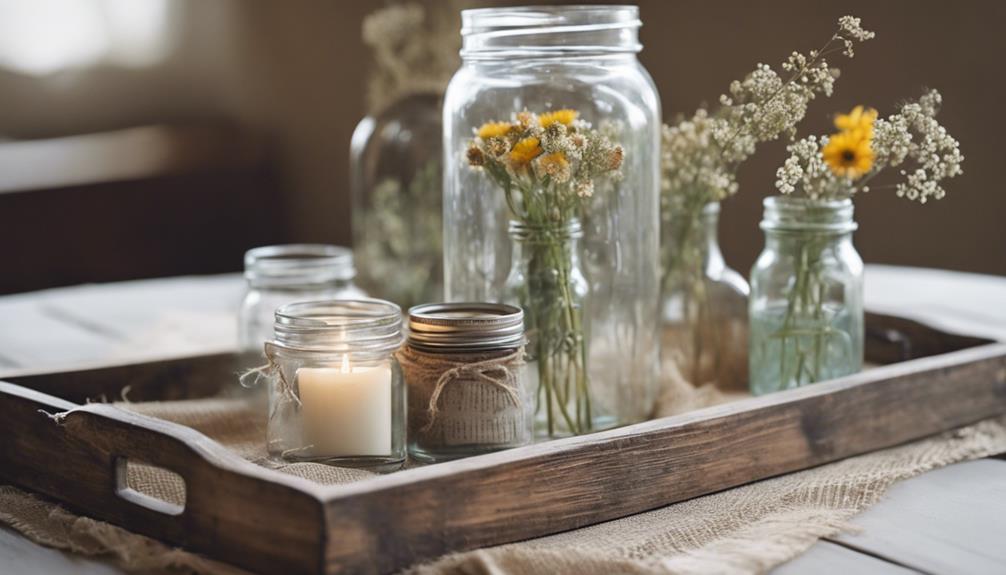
[749,197,864,395]
[238,245,366,360]
[661,202,749,390]
[443,5,661,435]
[266,299,406,471]
[350,93,444,309]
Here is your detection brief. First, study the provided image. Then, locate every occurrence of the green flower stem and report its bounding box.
[662,198,715,384]
[774,236,832,386]
[519,231,589,437]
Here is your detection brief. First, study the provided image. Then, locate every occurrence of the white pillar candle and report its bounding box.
[296,357,392,457]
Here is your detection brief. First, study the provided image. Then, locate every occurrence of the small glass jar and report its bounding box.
[749,197,864,395]
[266,299,406,471]
[350,92,444,309]
[661,203,749,390]
[503,220,592,437]
[400,302,532,462]
[443,5,661,435]
[238,244,366,358]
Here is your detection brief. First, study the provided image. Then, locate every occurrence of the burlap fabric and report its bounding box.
[398,345,532,450]
[2,380,1005,574]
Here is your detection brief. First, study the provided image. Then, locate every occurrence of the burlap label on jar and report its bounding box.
[398,345,531,448]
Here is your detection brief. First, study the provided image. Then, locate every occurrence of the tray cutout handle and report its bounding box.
[114,456,187,516]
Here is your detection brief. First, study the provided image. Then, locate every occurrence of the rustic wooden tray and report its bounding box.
[1,313,1004,574]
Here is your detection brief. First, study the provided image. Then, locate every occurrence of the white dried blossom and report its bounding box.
[775,89,964,204]
[837,15,876,56]
[362,2,463,114]
[661,16,872,218]
[775,135,843,200]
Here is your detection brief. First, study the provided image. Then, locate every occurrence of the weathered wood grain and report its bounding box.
[3,353,242,403]
[865,311,992,364]
[314,343,1006,572]
[773,541,921,575]
[0,383,328,575]
[829,458,1006,574]
[2,318,1005,573]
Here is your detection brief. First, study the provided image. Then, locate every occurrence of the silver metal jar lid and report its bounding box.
[407,302,525,352]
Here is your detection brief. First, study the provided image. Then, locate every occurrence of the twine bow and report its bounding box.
[238,343,301,409]
[399,347,524,434]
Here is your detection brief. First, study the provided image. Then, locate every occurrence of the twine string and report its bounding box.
[238,343,302,410]
[398,346,524,434]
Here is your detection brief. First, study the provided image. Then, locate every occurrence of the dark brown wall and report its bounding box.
[1,0,1003,290]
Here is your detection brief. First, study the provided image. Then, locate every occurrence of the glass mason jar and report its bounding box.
[238,244,366,359]
[749,197,864,395]
[661,203,749,390]
[350,92,444,310]
[400,302,532,462]
[266,299,406,471]
[443,5,661,436]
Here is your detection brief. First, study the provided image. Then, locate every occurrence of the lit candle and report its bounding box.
[296,355,392,457]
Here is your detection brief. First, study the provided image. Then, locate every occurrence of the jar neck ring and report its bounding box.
[272,299,402,356]
[461,5,641,60]
[508,218,582,242]
[760,196,858,235]
[245,244,356,289]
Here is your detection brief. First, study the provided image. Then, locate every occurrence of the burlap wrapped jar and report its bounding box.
[399,303,533,462]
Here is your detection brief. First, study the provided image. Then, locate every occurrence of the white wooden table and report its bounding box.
[1,265,1004,574]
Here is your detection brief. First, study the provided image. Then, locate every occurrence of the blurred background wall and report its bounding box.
[0,0,1002,294]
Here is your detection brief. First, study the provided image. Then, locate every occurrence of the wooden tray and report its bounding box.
[1,313,1004,574]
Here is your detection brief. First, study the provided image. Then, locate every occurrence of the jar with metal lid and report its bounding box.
[266,299,406,471]
[238,244,366,360]
[398,302,532,462]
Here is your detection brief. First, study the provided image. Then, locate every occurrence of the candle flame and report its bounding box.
[341,354,350,374]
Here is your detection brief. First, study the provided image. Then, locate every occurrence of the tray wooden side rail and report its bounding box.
[1,314,1005,574]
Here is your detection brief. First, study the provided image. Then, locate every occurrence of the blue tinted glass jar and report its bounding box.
[749,197,864,395]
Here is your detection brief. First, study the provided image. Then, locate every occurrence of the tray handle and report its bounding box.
[1,381,328,575]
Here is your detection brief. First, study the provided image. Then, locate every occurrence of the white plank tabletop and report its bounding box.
[0,265,1004,574]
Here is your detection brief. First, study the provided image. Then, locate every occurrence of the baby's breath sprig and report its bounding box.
[661,15,874,217]
[775,89,964,204]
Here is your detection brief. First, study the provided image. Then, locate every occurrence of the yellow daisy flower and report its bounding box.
[477,121,513,139]
[834,105,878,138]
[822,131,874,179]
[510,137,543,165]
[538,152,570,182]
[539,109,578,128]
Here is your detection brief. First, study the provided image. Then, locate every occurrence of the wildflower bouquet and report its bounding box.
[753,89,964,390]
[466,109,624,436]
[776,89,964,202]
[660,16,874,388]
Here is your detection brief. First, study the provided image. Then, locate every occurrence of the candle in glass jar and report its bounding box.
[296,356,392,457]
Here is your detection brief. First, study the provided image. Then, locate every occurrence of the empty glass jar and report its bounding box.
[238,244,366,359]
[749,197,864,395]
[661,203,749,390]
[266,299,406,471]
[442,5,661,435]
[350,93,444,310]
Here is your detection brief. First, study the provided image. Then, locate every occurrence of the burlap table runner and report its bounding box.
[3,374,1005,574]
